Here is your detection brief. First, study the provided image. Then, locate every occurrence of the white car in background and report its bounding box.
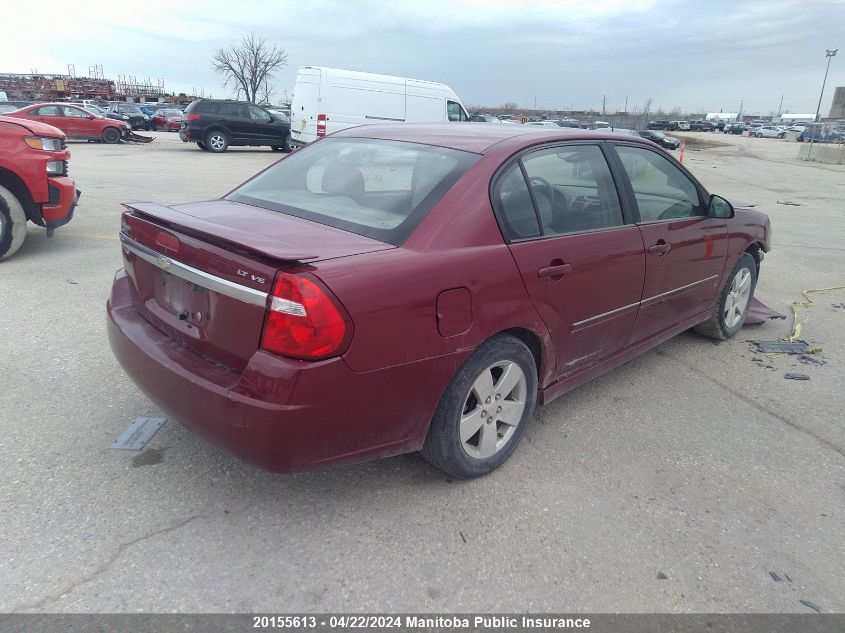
[752,125,786,139]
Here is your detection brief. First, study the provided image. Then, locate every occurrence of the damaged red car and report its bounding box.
[107,125,771,478]
[150,108,184,132]
[7,103,132,143]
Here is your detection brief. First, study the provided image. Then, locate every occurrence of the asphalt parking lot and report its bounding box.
[1,131,843,614]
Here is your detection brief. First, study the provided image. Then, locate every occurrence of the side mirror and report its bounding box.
[708,194,735,219]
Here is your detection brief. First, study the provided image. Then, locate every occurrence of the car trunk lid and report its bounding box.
[120,199,393,369]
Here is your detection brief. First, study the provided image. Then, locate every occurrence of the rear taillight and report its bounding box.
[316,113,327,138]
[186,113,201,121]
[260,272,351,360]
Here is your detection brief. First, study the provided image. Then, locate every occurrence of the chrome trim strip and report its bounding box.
[120,234,269,308]
[641,275,719,307]
[570,275,720,330]
[571,301,640,331]
[364,115,405,121]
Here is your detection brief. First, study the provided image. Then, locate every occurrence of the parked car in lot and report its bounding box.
[723,123,747,135]
[150,108,184,132]
[647,120,671,130]
[108,124,771,478]
[0,115,79,259]
[689,120,714,132]
[668,120,691,131]
[554,119,582,128]
[71,102,106,117]
[179,99,292,152]
[7,103,132,143]
[105,103,149,130]
[752,125,786,139]
[638,129,681,149]
[797,125,845,143]
[469,113,502,123]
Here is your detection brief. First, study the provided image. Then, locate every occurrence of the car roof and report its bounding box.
[331,123,654,154]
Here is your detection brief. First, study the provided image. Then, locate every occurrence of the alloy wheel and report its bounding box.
[209,134,225,150]
[460,360,527,459]
[724,267,752,328]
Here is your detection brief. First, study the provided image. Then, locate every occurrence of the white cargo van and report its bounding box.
[289,66,469,147]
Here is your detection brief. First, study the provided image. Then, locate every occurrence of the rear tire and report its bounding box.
[102,127,121,144]
[756,132,763,138]
[205,130,228,152]
[421,334,538,479]
[694,252,757,341]
[0,184,28,261]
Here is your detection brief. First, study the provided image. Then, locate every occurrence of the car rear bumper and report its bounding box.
[107,270,458,472]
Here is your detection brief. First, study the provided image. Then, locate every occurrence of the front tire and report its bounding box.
[102,127,121,144]
[694,253,757,341]
[421,334,538,478]
[0,184,28,261]
[205,130,229,152]
[756,132,763,138]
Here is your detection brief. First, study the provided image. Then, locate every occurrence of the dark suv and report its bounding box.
[105,103,149,130]
[179,99,291,153]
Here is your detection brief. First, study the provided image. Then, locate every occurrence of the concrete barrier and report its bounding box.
[798,143,845,164]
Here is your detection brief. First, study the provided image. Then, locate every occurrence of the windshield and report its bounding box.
[162,109,182,117]
[119,105,142,114]
[227,138,478,245]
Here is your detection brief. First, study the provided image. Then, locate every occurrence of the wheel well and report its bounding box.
[0,168,39,224]
[502,327,543,377]
[745,242,762,276]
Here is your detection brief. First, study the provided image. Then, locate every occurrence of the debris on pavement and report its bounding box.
[109,416,166,451]
[769,571,783,582]
[744,298,786,326]
[776,200,802,206]
[787,285,845,342]
[784,372,810,380]
[751,340,818,355]
[799,600,823,613]
[656,571,668,580]
[65,278,78,285]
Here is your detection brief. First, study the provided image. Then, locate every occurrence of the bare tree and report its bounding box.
[212,33,288,104]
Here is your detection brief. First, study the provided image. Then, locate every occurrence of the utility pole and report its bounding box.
[815,49,838,122]
[778,94,784,115]
[738,99,744,121]
[602,94,606,115]
[624,96,628,112]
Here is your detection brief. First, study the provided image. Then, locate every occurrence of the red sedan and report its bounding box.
[7,103,131,143]
[150,108,184,132]
[107,125,770,478]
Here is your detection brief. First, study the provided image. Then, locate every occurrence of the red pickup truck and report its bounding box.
[0,115,78,260]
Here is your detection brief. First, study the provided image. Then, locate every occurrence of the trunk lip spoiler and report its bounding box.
[120,233,269,308]
[123,201,319,262]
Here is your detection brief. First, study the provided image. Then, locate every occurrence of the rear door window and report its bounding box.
[221,103,244,118]
[35,105,62,116]
[227,138,478,245]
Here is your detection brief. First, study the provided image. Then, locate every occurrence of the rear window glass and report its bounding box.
[227,138,478,245]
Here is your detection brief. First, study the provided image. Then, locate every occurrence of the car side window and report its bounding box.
[35,106,62,116]
[220,103,243,118]
[447,101,467,122]
[495,164,541,240]
[62,106,88,118]
[615,146,702,222]
[519,145,624,236]
[247,106,272,122]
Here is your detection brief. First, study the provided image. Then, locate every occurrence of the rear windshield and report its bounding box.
[227,138,478,245]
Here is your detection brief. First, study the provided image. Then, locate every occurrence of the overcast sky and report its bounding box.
[3,0,844,114]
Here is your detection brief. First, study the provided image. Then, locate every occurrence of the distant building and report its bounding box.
[705,112,738,121]
[774,113,816,124]
[830,87,845,119]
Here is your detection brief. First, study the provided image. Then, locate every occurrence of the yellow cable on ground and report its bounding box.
[787,285,845,342]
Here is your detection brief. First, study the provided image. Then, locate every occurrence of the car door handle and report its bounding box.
[537,262,572,278]
[647,241,672,256]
